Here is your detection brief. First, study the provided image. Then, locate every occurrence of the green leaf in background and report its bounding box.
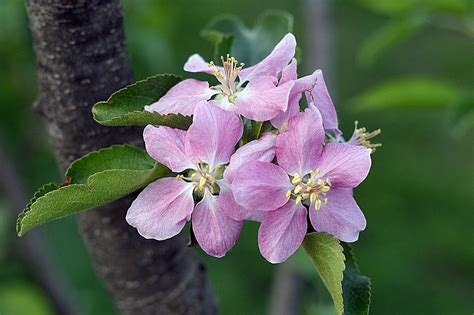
[0,281,54,315]
[303,232,345,315]
[17,145,169,236]
[201,10,293,66]
[451,95,474,133]
[358,15,429,66]
[341,243,371,315]
[92,74,192,129]
[357,0,469,16]
[351,77,465,111]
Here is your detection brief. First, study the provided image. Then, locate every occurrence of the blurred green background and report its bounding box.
[0,0,473,314]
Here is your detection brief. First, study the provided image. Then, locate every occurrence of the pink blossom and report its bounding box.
[126,102,246,257]
[232,109,372,263]
[145,34,297,121]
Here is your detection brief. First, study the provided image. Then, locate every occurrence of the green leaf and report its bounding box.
[202,10,293,66]
[17,145,169,236]
[451,95,474,134]
[342,243,371,315]
[358,16,428,66]
[351,77,465,111]
[92,74,192,128]
[303,232,346,315]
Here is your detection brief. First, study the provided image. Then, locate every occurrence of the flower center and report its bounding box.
[177,162,223,196]
[208,54,244,101]
[347,121,382,153]
[286,169,332,210]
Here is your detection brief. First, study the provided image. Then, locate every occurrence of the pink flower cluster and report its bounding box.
[127,33,378,263]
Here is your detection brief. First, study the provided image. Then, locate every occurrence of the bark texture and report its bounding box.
[25,0,218,314]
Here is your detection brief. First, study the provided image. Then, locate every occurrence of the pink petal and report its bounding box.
[271,68,319,130]
[316,143,372,188]
[235,76,294,121]
[239,33,296,82]
[232,161,292,211]
[192,191,243,258]
[307,70,339,131]
[185,101,243,169]
[275,109,325,176]
[126,178,194,240]
[309,188,366,242]
[145,79,217,116]
[258,201,307,263]
[143,125,194,173]
[183,54,220,74]
[217,180,264,222]
[279,58,297,84]
[224,133,277,183]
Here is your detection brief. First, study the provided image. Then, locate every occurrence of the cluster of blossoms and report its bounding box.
[126,33,380,263]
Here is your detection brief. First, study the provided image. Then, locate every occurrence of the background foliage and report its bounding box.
[0,0,472,314]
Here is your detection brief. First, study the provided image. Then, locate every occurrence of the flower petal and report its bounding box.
[309,188,366,242]
[307,70,339,131]
[126,178,194,240]
[224,132,277,183]
[316,143,372,188]
[143,125,194,172]
[279,58,297,84]
[217,180,264,222]
[192,191,243,258]
[185,101,243,169]
[271,68,319,130]
[275,109,325,176]
[258,201,307,263]
[239,33,296,82]
[183,54,221,74]
[235,76,294,121]
[145,79,217,116]
[232,161,292,211]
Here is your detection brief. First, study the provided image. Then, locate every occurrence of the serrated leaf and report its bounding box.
[352,77,465,111]
[202,10,293,66]
[342,243,371,315]
[358,16,428,66]
[303,232,346,315]
[17,145,169,236]
[92,74,192,128]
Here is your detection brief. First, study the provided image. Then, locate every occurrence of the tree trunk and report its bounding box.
[24,0,218,314]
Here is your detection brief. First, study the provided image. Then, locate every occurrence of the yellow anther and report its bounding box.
[198,176,206,188]
[286,190,292,198]
[291,174,302,185]
[317,179,325,186]
[316,168,321,174]
[324,197,328,205]
[315,199,322,210]
[309,169,314,175]
[310,192,317,203]
[301,193,310,199]
[294,185,303,194]
[295,195,302,204]
[321,186,330,193]
[307,178,315,186]
[176,174,183,180]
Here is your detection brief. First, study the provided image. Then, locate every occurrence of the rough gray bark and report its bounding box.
[24,0,218,314]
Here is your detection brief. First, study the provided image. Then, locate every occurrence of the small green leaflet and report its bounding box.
[201,10,293,66]
[92,74,192,129]
[303,232,372,315]
[303,232,345,315]
[17,145,169,236]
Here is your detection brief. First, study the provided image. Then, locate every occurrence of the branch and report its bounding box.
[24,0,217,313]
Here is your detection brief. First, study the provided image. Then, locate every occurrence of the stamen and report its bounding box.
[315,199,322,210]
[348,121,382,153]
